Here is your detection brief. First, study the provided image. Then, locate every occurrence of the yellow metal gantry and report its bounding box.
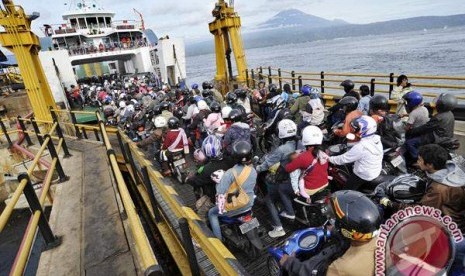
[209,0,247,93]
[0,0,57,122]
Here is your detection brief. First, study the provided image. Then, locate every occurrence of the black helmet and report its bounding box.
[229,109,243,122]
[202,89,212,98]
[173,107,184,119]
[385,174,427,204]
[434,93,457,112]
[160,101,170,111]
[232,140,253,164]
[268,83,278,93]
[234,88,247,99]
[189,96,196,104]
[369,95,389,112]
[202,81,209,90]
[329,190,381,242]
[339,96,359,113]
[340,80,355,92]
[153,105,162,116]
[210,101,221,113]
[134,102,141,110]
[167,117,180,129]
[182,88,191,96]
[226,92,237,104]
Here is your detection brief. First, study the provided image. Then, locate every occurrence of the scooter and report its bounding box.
[167,150,187,183]
[292,190,331,227]
[267,222,332,276]
[219,209,264,258]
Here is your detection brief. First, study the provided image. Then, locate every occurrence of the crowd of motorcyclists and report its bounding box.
[71,73,465,275]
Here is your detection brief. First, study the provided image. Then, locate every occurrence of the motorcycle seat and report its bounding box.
[228,209,252,218]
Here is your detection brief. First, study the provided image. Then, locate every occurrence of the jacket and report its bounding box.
[330,135,383,181]
[224,122,251,154]
[422,162,465,233]
[190,109,210,131]
[391,86,413,116]
[334,110,363,138]
[290,95,310,124]
[204,112,224,131]
[217,164,257,216]
[286,150,329,191]
[407,111,455,144]
[162,129,184,150]
[160,110,174,122]
[372,114,401,149]
[256,140,297,173]
[137,128,164,148]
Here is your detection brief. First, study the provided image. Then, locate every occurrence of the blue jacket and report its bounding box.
[257,140,297,173]
[224,122,251,154]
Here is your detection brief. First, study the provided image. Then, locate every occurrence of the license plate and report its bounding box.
[138,131,146,136]
[173,159,186,166]
[239,217,259,234]
[391,155,403,167]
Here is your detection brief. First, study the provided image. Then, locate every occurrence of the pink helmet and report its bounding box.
[193,148,206,164]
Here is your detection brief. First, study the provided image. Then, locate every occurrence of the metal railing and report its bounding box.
[0,113,70,275]
[245,66,465,100]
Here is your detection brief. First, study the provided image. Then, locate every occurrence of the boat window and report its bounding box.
[98,17,105,28]
[105,17,111,26]
[86,17,98,29]
[78,18,86,29]
[70,18,77,28]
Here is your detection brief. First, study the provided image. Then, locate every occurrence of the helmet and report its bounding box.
[350,115,377,138]
[210,169,225,184]
[119,101,126,108]
[301,125,323,146]
[339,96,358,113]
[189,96,196,104]
[153,105,162,116]
[340,80,355,92]
[182,88,191,96]
[221,106,232,119]
[197,100,209,111]
[328,190,381,241]
[232,140,253,164]
[160,101,170,111]
[433,93,457,112]
[153,116,167,128]
[226,92,237,104]
[309,87,321,99]
[210,101,221,113]
[229,109,243,122]
[385,174,427,203]
[202,135,223,159]
[193,148,206,164]
[202,81,209,90]
[173,107,184,119]
[278,119,297,139]
[202,89,212,98]
[134,102,141,110]
[271,95,285,109]
[402,91,423,112]
[103,96,112,105]
[234,88,247,98]
[191,83,198,90]
[301,84,312,96]
[167,117,180,129]
[369,95,389,112]
[268,83,278,93]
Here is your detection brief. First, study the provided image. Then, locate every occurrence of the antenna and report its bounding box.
[133,8,145,31]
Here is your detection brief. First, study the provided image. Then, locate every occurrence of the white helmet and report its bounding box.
[210,169,225,184]
[221,106,232,119]
[197,100,208,111]
[278,119,297,139]
[153,116,167,128]
[302,125,323,146]
[119,101,126,108]
[202,135,222,159]
[350,115,377,138]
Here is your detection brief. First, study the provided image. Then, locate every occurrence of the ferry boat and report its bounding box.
[38,0,186,106]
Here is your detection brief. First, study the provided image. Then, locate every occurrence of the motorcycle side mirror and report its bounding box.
[346,133,356,141]
[253,156,260,165]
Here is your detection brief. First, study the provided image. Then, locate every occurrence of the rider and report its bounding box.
[256,119,299,238]
[235,88,252,114]
[290,84,311,125]
[203,81,223,103]
[402,91,429,131]
[208,141,257,240]
[223,109,251,155]
[226,92,246,114]
[137,116,167,160]
[357,85,371,115]
[329,115,383,191]
[405,93,457,162]
[204,101,224,133]
[333,96,362,139]
[340,79,360,100]
[369,95,401,149]
[202,89,215,106]
[159,101,173,122]
[285,126,329,202]
[182,96,197,123]
[280,190,381,276]
[160,117,189,176]
[298,87,325,131]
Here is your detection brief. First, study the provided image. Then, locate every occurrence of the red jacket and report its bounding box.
[285,150,328,190]
[162,130,184,150]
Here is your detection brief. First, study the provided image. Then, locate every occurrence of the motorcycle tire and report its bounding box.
[267,256,281,276]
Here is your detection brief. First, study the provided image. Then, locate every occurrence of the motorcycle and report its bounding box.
[267,222,332,276]
[167,150,187,183]
[292,190,331,227]
[218,209,264,258]
[382,146,407,175]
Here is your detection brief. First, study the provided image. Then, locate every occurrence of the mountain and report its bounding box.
[255,9,348,30]
[187,13,465,56]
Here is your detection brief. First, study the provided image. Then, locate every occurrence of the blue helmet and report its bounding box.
[191,83,199,90]
[301,85,312,96]
[202,135,222,159]
[402,91,423,112]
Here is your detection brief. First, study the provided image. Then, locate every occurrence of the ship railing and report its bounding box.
[111,20,142,31]
[65,41,152,57]
[0,111,71,276]
[246,66,465,100]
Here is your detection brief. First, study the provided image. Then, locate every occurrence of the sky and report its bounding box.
[16,0,465,41]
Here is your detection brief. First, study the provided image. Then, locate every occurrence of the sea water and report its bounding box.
[186,26,465,96]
